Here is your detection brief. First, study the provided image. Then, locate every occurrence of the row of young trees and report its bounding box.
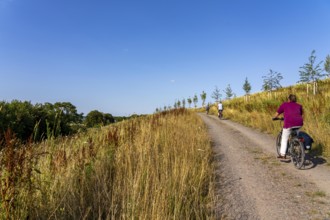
[261,50,330,95]
[156,50,329,112]
[157,82,240,112]
[0,100,116,144]
[155,85,236,113]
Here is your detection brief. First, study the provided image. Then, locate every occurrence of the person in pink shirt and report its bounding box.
[273,94,303,159]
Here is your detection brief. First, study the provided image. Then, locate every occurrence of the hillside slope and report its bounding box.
[219,79,330,158]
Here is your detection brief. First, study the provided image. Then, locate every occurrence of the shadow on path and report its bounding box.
[304,153,327,170]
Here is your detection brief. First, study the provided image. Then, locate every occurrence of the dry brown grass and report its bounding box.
[0,108,215,219]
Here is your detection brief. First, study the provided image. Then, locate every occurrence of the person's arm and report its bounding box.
[273,103,284,119]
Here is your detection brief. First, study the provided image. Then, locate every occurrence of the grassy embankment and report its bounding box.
[0,109,215,219]
[208,79,330,158]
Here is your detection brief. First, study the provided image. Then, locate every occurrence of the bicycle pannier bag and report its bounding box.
[298,131,314,150]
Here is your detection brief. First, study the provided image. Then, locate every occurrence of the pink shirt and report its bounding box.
[277,102,303,128]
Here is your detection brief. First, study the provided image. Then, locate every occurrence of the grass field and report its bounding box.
[0,109,215,219]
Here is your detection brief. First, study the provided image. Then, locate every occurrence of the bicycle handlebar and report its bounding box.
[272,117,284,121]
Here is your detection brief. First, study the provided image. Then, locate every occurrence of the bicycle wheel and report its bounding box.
[276,132,281,156]
[290,139,305,169]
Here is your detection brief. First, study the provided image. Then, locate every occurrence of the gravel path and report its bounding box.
[199,113,330,220]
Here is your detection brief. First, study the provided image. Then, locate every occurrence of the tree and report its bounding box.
[53,102,83,135]
[182,99,186,108]
[224,84,234,100]
[243,77,251,95]
[177,100,181,108]
[85,110,114,127]
[262,69,283,92]
[103,113,115,124]
[193,94,198,108]
[211,86,222,102]
[243,77,252,102]
[0,100,35,141]
[324,55,330,78]
[200,91,207,107]
[298,50,325,95]
[187,97,192,108]
[85,110,104,127]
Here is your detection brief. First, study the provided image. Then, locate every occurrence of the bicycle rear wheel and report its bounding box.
[290,139,305,169]
[276,132,281,156]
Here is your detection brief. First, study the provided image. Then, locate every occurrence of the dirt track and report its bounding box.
[199,113,330,220]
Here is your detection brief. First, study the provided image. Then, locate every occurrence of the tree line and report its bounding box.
[0,100,124,145]
[156,50,330,112]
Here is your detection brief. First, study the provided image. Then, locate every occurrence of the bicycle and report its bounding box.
[272,117,305,169]
[218,110,223,119]
[205,106,210,115]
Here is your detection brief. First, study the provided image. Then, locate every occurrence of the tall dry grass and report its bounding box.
[221,79,330,157]
[0,109,215,219]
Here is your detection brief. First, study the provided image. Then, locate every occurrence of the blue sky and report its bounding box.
[1,0,329,116]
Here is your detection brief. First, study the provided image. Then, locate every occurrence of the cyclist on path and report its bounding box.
[218,101,223,118]
[205,103,210,114]
[273,94,303,159]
